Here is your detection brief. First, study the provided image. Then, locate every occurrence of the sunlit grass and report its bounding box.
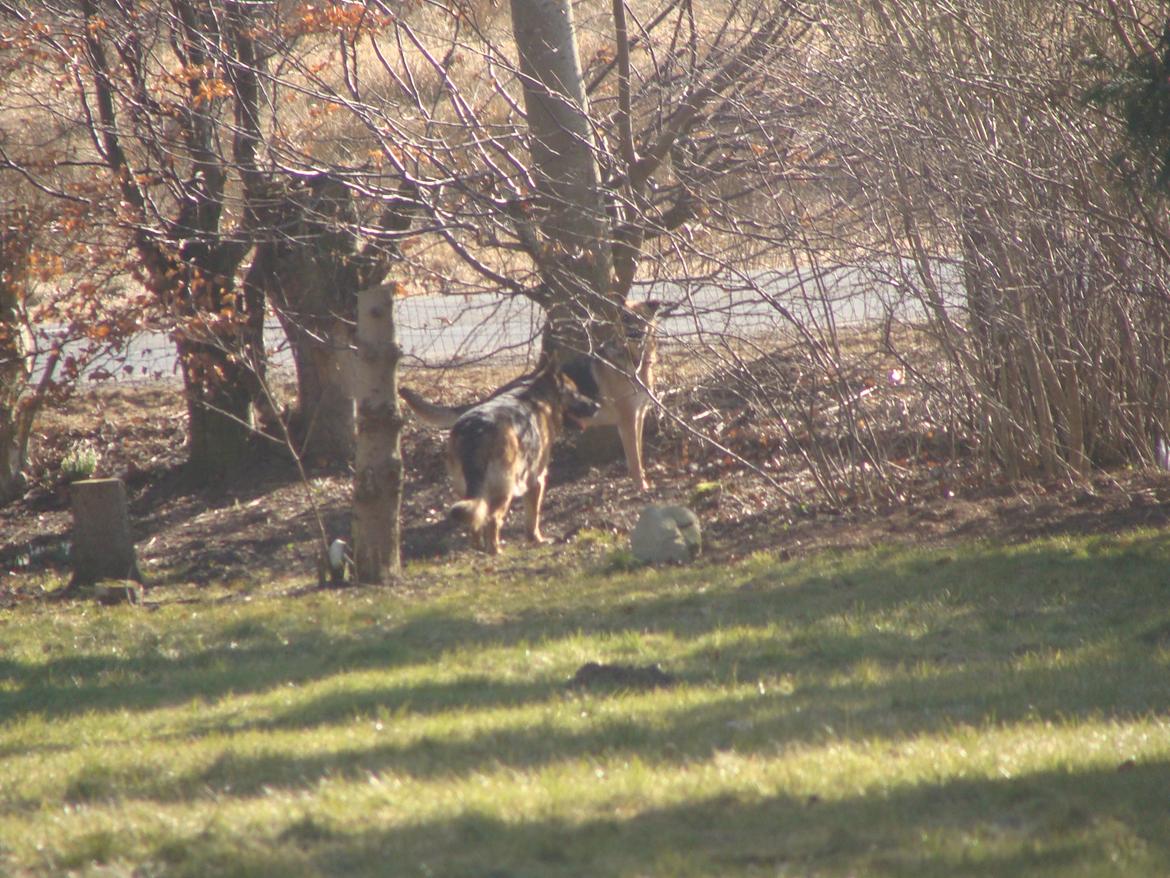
[3,530,1170,875]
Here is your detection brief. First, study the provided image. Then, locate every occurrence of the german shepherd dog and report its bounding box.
[445,359,599,554]
[401,300,665,490]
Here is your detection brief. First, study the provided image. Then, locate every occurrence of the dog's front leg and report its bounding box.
[616,399,650,490]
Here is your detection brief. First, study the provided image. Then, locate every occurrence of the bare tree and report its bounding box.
[0,58,140,504]
[1,0,419,476]
[508,0,617,342]
[66,0,267,479]
[273,0,806,346]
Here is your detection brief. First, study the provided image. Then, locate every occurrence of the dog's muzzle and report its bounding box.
[563,398,601,431]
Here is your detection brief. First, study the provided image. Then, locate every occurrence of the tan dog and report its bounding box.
[402,300,665,490]
[445,359,599,554]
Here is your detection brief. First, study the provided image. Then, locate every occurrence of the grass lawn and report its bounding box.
[2,529,1170,876]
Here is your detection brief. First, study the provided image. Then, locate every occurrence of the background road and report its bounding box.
[36,262,961,385]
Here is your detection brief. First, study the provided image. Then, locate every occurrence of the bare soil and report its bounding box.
[5,371,1170,598]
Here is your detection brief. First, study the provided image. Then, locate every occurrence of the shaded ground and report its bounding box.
[5,370,1170,596]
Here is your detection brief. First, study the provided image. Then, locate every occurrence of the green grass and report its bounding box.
[3,529,1170,876]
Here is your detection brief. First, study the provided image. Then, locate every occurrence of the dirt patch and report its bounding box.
[4,374,1170,597]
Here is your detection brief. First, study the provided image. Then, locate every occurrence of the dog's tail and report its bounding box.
[399,386,469,428]
[449,498,488,531]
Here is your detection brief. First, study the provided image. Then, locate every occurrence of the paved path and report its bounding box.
[36,261,961,384]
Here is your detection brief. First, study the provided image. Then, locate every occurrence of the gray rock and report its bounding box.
[630,505,701,564]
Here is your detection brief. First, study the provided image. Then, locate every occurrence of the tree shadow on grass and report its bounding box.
[143,760,1170,877]
[65,633,1168,805]
[4,534,1169,733]
[0,622,411,726]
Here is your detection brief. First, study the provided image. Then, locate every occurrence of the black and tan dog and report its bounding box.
[444,358,599,554]
[401,300,666,490]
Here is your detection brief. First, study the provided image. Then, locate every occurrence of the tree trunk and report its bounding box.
[0,211,35,504]
[80,0,258,481]
[352,284,404,583]
[280,316,356,461]
[253,174,391,462]
[0,354,30,506]
[0,412,31,505]
[510,0,619,349]
[176,335,256,481]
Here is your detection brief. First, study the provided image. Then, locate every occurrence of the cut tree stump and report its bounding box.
[69,478,143,586]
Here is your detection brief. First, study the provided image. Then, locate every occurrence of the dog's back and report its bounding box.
[448,392,549,509]
[403,299,665,490]
[447,412,515,537]
[445,365,593,553]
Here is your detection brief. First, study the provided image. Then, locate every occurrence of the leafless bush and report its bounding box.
[761,0,1170,483]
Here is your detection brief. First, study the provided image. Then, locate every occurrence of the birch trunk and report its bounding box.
[352,284,404,583]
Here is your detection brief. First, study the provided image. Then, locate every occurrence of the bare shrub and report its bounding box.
[800,0,1170,481]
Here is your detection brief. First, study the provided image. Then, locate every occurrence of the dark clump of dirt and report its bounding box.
[567,662,678,691]
[4,372,1170,599]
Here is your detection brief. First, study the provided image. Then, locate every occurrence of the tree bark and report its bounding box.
[288,325,356,461]
[352,284,404,583]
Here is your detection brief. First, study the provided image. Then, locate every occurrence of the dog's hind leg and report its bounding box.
[480,485,514,555]
[484,503,510,555]
[523,473,548,544]
[482,518,498,554]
